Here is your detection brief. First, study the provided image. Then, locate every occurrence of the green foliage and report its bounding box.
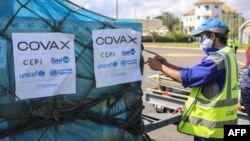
[142,36,153,42]
[142,33,194,43]
[144,12,193,43]
[156,36,175,42]
[154,15,164,20]
[158,12,180,31]
[149,31,159,43]
[221,12,245,39]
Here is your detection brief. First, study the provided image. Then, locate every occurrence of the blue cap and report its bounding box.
[190,18,229,36]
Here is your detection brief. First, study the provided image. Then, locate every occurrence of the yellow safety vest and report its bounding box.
[227,39,233,48]
[178,47,238,139]
[233,39,239,47]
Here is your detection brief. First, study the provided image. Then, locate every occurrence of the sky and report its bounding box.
[70,0,250,19]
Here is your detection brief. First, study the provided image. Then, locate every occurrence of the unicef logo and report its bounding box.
[50,69,58,76]
[63,56,70,63]
[130,48,135,55]
[19,70,45,79]
[97,61,118,69]
[38,70,46,77]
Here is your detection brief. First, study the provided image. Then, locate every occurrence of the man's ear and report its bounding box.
[211,33,216,40]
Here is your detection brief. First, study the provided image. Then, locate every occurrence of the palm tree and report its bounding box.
[149,31,158,44]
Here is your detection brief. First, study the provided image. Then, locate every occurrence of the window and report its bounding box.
[215,5,219,8]
[205,5,209,10]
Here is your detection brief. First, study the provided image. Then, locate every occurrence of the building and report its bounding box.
[239,20,250,44]
[136,19,169,36]
[182,0,240,35]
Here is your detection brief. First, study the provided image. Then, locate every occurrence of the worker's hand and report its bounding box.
[147,57,164,71]
[154,56,168,65]
[171,107,184,114]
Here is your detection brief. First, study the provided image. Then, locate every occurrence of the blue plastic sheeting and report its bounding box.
[0,0,144,140]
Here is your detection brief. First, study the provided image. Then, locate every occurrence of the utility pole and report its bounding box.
[134,5,137,21]
[116,0,118,19]
[147,16,150,36]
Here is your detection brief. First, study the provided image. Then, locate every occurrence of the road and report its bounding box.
[142,46,246,141]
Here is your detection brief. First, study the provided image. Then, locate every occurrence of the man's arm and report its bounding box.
[147,57,181,82]
[154,56,181,70]
[148,53,226,88]
[161,64,181,82]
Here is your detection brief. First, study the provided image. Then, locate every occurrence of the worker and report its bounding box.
[147,18,238,141]
[240,43,250,122]
[227,38,233,48]
[233,38,239,54]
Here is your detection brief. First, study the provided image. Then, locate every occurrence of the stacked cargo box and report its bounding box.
[0,0,145,140]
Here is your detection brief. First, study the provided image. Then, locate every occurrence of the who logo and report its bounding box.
[50,69,59,76]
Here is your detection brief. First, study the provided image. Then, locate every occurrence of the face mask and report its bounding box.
[200,37,214,50]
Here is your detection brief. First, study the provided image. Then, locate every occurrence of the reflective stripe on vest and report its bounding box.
[178,47,238,139]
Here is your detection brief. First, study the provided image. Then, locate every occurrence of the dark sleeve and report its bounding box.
[180,53,225,88]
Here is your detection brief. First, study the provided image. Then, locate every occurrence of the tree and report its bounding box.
[149,31,158,44]
[222,12,245,39]
[154,15,164,20]
[161,12,180,31]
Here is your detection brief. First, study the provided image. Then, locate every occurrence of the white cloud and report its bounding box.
[70,0,250,19]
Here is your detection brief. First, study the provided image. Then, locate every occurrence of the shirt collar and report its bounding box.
[203,47,223,55]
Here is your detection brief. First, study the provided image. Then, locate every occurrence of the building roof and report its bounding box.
[183,4,239,17]
[194,0,224,5]
[183,9,195,16]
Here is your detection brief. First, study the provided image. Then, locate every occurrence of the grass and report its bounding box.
[143,42,250,50]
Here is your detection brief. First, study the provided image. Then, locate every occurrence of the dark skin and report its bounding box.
[147,33,225,83]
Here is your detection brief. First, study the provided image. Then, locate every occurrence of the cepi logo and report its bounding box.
[51,56,70,64]
[97,61,118,69]
[19,70,46,79]
[121,48,136,56]
[100,51,115,58]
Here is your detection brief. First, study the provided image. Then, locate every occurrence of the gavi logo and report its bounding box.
[51,56,70,64]
[121,48,136,56]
